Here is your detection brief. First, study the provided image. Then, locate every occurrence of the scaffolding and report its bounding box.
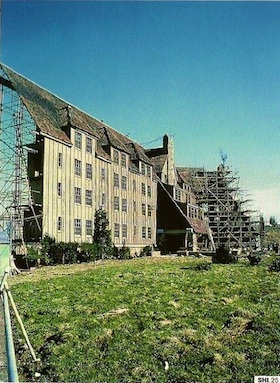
[0,68,40,259]
[190,164,259,250]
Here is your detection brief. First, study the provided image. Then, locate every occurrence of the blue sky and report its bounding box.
[3,1,280,222]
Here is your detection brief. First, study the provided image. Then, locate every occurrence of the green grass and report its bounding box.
[8,256,280,383]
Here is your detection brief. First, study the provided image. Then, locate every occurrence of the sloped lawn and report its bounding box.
[9,256,280,383]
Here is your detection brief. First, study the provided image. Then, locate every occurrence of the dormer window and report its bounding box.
[121,153,126,167]
[86,137,92,153]
[113,149,119,164]
[75,131,82,149]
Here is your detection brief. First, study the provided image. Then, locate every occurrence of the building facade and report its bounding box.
[0,64,157,255]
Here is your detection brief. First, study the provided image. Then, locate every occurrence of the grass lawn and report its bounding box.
[8,256,280,383]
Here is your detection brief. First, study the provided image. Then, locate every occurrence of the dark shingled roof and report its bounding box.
[159,181,209,234]
[0,63,153,166]
[149,154,167,174]
[0,63,104,144]
[176,167,204,191]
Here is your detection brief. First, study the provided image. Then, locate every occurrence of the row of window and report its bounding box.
[59,184,154,216]
[60,155,153,196]
[113,149,127,167]
[71,162,152,196]
[57,218,93,236]
[58,183,106,206]
[114,224,152,239]
[113,197,152,216]
[58,217,152,239]
[63,132,152,179]
[113,148,152,178]
[75,132,93,153]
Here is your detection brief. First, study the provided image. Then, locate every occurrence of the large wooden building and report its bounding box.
[0,63,259,256]
[0,64,157,255]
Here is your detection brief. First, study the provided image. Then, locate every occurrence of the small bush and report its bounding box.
[140,246,152,257]
[268,258,280,272]
[111,246,131,260]
[41,234,56,265]
[248,252,262,266]
[25,245,40,267]
[118,246,131,260]
[192,261,212,271]
[78,243,103,262]
[212,245,238,264]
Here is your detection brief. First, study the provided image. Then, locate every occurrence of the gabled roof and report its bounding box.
[125,141,153,165]
[0,63,153,166]
[158,181,209,234]
[149,154,167,174]
[176,167,204,191]
[0,63,103,144]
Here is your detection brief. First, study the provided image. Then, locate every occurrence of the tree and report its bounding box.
[269,216,278,229]
[93,208,112,259]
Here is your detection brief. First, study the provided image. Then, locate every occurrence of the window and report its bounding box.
[86,163,92,179]
[148,227,152,239]
[175,189,181,201]
[114,173,119,188]
[102,193,106,206]
[113,149,119,164]
[122,198,127,212]
[141,183,146,195]
[57,217,62,231]
[86,220,92,236]
[121,153,126,167]
[148,205,152,217]
[114,196,119,210]
[74,219,82,236]
[141,163,145,176]
[133,226,137,236]
[122,224,127,238]
[147,166,151,178]
[114,223,120,237]
[75,159,82,176]
[57,182,62,197]
[133,201,136,211]
[133,180,136,191]
[85,190,92,206]
[121,176,127,190]
[142,203,146,216]
[75,131,82,149]
[74,187,81,204]
[147,185,151,197]
[101,168,106,181]
[86,137,92,153]
[142,227,146,239]
[58,152,62,167]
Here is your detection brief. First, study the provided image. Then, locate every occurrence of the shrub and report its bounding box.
[192,261,212,271]
[268,258,280,272]
[79,243,103,262]
[118,246,131,260]
[247,252,262,266]
[24,245,41,267]
[140,246,152,257]
[212,245,238,264]
[41,234,56,265]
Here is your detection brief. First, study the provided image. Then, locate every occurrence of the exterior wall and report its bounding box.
[41,129,157,253]
[105,147,156,252]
